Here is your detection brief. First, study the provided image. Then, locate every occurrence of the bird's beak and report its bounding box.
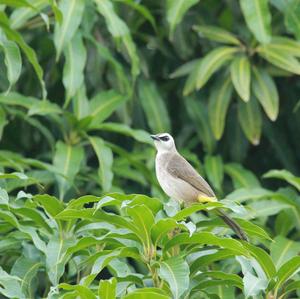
[150,134,160,141]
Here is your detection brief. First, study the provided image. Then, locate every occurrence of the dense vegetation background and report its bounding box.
[0,0,300,298]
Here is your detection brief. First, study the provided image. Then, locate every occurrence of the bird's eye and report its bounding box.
[160,136,169,142]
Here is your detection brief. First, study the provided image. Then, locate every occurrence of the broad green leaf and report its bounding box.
[98,278,116,299]
[183,59,202,95]
[72,84,89,119]
[185,96,216,153]
[283,280,300,297]
[46,235,75,286]
[33,194,64,218]
[59,283,97,299]
[138,80,171,133]
[224,163,260,188]
[0,92,36,108]
[54,0,85,59]
[0,22,46,98]
[0,267,24,299]
[252,67,279,121]
[27,100,62,116]
[235,219,272,240]
[53,141,84,199]
[89,137,113,192]
[240,0,272,44]
[193,25,240,45]
[166,0,199,38]
[0,36,21,92]
[151,218,178,246]
[208,78,233,139]
[196,47,239,89]
[274,256,300,294]
[257,45,300,74]
[11,257,42,298]
[284,0,300,40]
[270,236,300,269]
[230,56,251,102]
[247,200,291,218]
[123,288,170,299]
[94,0,139,77]
[159,256,189,299]
[89,90,126,126]
[238,97,262,145]
[204,155,223,191]
[263,169,300,191]
[269,37,300,57]
[63,32,86,106]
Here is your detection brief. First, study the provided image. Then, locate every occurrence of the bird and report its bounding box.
[151,132,248,241]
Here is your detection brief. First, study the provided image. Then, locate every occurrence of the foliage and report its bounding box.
[0,0,300,298]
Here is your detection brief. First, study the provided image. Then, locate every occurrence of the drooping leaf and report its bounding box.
[89,137,113,192]
[53,141,84,199]
[204,155,224,192]
[263,169,300,191]
[196,46,239,89]
[53,0,85,59]
[208,78,233,140]
[252,67,279,121]
[230,55,251,102]
[193,25,241,45]
[138,80,171,133]
[63,32,86,106]
[158,256,190,299]
[238,97,262,145]
[166,0,199,38]
[240,0,272,44]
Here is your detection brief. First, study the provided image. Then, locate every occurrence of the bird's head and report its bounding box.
[150,133,176,153]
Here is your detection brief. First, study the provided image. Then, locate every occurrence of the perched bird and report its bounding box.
[151,133,248,241]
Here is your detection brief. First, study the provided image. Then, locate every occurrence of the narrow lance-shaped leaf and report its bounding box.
[238,97,262,145]
[0,267,24,299]
[63,32,86,107]
[196,46,239,89]
[166,0,199,39]
[89,137,113,192]
[54,0,85,60]
[158,257,190,299]
[263,169,300,191]
[230,55,251,102]
[204,155,224,192]
[208,77,233,139]
[138,80,171,133]
[193,25,241,45]
[284,0,300,40]
[0,32,22,92]
[98,278,117,299]
[53,141,84,199]
[252,66,279,121]
[269,37,300,57]
[240,0,272,44]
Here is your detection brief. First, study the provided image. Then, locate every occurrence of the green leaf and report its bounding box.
[11,257,42,298]
[235,219,272,240]
[170,59,201,79]
[193,25,241,45]
[274,256,300,294]
[240,0,272,44]
[89,90,127,126]
[185,96,216,153]
[0,267,24,299]
[166,0,199,38]
[0,36,22,92]
[98,278,116,299]
[270,236,300,269]
[263,169,300,191]
[138,80,171,133]
[208,78,233,139]
[269,36,300,57]
[238,97,262,145]
[159,256,190,299]
[0,22,46,98]
[284,0,300,40]
[252,67,279,121]
[53,141,84,199]
[196,47,239,89]
[204,155,223,191]
[59,283,97,299]
[257,44,300,74]
[123,288,170,299]
[94,0,139,77]
[33,194,64,218]
[27,100,62,116]
[224,163,260,188]
[230,55,251,102]
[54,0,85,59]
[89,137,113,192]
[63,32,86,106]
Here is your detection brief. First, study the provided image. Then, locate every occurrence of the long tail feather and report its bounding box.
[217,209,248,241]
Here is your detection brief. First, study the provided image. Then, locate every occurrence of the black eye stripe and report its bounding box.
[159,136,169,141]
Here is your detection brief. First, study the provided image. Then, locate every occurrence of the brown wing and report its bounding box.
[167,153,215,197]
